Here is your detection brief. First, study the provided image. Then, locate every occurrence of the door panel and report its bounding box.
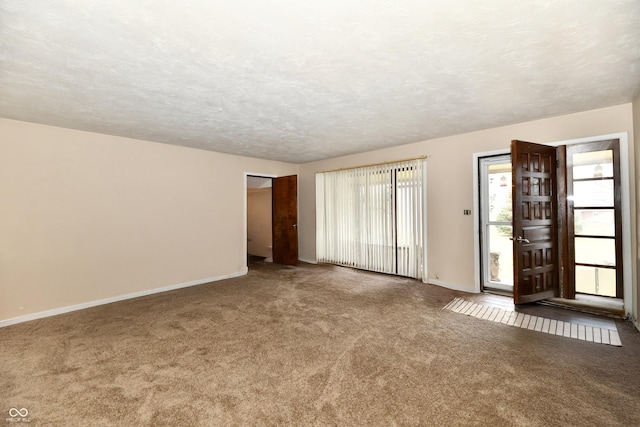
[511,140,559,304]
[272,175,298,265]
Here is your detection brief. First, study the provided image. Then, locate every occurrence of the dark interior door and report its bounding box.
[272,175,298,265]
[511,140,560,304]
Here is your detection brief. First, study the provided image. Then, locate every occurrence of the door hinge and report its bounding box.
[556,159,560,168]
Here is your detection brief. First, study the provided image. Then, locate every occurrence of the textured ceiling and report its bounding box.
[1,1,640,163]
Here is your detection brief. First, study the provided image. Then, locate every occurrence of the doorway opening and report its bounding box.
[476,135,629,315]
[479,154,514,293]
[246,175,274,266]
[244,173,299,271]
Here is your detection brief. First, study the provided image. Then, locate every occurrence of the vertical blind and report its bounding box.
[316,158,427,279]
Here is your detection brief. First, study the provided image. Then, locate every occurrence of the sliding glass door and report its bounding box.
[316,159,426,279]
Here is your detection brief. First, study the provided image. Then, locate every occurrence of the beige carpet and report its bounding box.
[2,260,640,426]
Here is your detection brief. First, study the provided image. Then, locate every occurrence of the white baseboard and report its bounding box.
[634,317,640,332]
[427,279,476,293]
[0,270,248,328]
[298,258,318,264]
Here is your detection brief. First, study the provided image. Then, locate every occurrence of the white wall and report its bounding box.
[298,104,637,310]
[0,118,297,324]
[3,103,638,325]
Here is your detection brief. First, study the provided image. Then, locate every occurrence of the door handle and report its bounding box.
[510,236,530,244]
[293,224,297,228]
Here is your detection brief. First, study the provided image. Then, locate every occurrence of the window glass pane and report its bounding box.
[575,266,616,297]
[573,180,613,207]
[575,237,616,266]
[572,150,613,179]
[487,225,513,285]
[574,209,615,236]
[487,164,511,222]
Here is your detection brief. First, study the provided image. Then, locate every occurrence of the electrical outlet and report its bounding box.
[463,209,471,215]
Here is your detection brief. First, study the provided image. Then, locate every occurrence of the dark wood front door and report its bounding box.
[272,175,298,265]
[511,140,560,304]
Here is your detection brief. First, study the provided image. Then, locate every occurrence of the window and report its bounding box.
[568,141,623,298]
